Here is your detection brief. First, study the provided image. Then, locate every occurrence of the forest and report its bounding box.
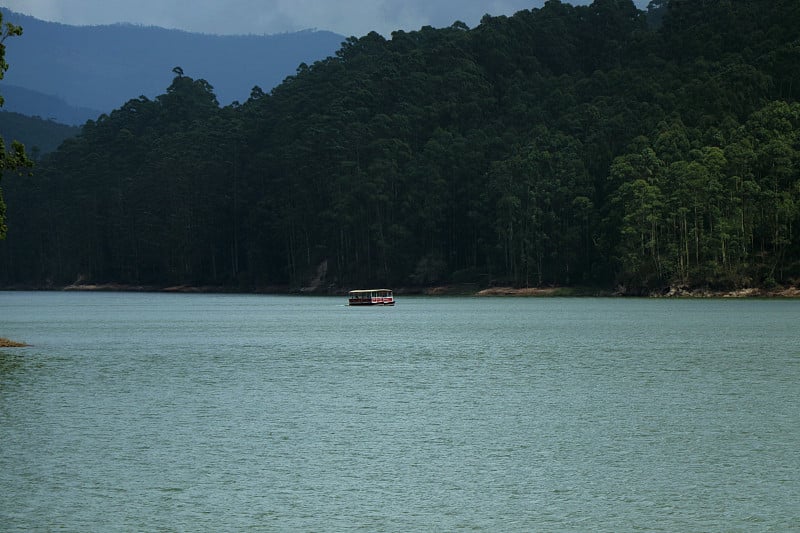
[1,0,799,294]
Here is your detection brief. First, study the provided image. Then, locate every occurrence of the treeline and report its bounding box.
[2,0,799,292]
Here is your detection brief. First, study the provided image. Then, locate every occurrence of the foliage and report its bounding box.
[1,0,799,291]
[1,12,32,240]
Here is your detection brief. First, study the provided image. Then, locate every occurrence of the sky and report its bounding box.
[2,0,650,38]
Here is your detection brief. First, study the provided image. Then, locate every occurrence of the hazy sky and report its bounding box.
[3,0,650,37]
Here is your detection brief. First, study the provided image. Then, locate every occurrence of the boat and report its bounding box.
[348,289,395,306]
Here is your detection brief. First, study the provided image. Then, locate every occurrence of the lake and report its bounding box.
[1,291,799,531]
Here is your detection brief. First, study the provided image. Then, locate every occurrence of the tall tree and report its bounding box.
[0,13,32,240]
[3,0,800,292]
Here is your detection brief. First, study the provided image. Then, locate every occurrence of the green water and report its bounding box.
[1,292,799,531]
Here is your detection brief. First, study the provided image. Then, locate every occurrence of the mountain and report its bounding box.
[0,84,101,125]
[0,110,81,155]
[0,8,345,124]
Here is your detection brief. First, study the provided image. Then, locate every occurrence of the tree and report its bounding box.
[0,13,32,240]
[3,0,800,291]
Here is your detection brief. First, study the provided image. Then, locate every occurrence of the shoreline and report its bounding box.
[2,284,797,347]
[2,282,799,298]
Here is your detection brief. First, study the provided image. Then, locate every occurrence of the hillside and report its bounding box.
[0,85,101,126]
[0,108,85,157]
[0,110,81,156]
[0,8,345,123]
[1,0,799,294]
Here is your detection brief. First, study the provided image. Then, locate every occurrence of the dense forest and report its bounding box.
[1,0,799,293]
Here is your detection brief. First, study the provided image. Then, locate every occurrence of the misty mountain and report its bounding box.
[0,8,345,125]
[0,84,101,125]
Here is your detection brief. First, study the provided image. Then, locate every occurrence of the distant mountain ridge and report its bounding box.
[0,8,345,125]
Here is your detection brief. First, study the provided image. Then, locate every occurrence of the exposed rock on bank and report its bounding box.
[0,337,28,348]
[654,285,800,298]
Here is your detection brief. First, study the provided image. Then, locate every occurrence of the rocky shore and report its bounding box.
[659,286,800,298]
[0,337,28,348]
[448,285,800,298]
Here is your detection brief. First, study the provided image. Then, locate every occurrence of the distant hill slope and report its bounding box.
[0,84,101,125]
[0,8,345,122]
[0,110,81,155]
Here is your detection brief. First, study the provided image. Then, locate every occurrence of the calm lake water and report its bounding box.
[1,291,799,531]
